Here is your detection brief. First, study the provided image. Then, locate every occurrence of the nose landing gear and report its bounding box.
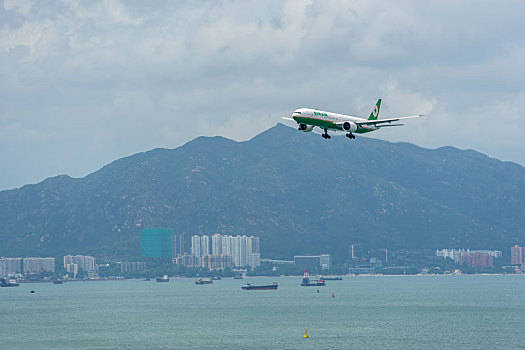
[322,129,331,139]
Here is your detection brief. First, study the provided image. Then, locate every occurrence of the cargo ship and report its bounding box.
[195,278,213,285]
[300,269,326,286]
[156,275,169,282]
[242,282,278,290]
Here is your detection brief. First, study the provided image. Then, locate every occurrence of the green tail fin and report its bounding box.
[368,99,382,120]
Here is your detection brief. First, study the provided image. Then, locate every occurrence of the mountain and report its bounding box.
[1,124,524,260]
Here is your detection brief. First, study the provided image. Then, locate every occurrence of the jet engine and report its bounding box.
[298,124,314,132]
[342,121,357,132]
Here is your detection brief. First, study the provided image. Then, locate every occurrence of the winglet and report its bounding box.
[368,99,382,120]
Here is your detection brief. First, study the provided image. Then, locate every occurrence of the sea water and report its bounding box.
[1,275,524,349]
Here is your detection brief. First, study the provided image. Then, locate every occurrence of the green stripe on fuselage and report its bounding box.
[293,116,342,130]
[293,116,376,134]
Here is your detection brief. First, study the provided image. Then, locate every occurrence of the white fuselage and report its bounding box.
[292,108,378,133]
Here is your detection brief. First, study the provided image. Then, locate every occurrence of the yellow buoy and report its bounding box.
[303,328,310,338]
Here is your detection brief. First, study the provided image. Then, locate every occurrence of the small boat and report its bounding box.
[0,278,19,287]
[195,278,213,285]
[211,276,221,280]
[53,280,64,284]
[156,275,169,282]
[143,278,151,281]
[320,276,342,281]
[233,275,243,279]
[242,282,278,290]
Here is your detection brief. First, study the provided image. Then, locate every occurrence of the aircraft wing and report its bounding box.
[355,115,424,126]
[282,117,295,121]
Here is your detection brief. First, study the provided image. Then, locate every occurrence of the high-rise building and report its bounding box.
[23,257,55,273]
[212,234,222,256]
[192,235,202,257]
[233,235,249,267]
[63,255,96,271]
[0,258,22,276]
[511,245,525,265]
[201,235,210,256]
[141,228,176,258]
[247,236,260,254]
[221,235,233,256]
[178,233,185,256]
[187,234,261,269]
[171,234,177,259]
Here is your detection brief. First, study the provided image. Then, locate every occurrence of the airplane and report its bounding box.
[282,99,423,139]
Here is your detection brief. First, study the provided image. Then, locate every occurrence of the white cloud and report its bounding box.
[0,0,524,190]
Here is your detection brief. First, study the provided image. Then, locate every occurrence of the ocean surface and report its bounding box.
[1,275,524,349]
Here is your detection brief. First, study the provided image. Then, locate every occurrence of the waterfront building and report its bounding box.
[319,254,332,270]
[23,257,55,273]
[64,255,96,271]
[141,228,176,258]
[121,262,147,272]
[202,254,233,270]
[460,252,493,268]
[294,254,332,270]
[0,257,22,276]
[511,245,525,265]
[176,253,201,268]
[436,249,502,263]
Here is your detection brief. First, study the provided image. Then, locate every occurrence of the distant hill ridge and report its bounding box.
[1,123,524,260]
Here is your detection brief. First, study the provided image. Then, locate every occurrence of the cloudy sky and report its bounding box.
[1,0,524,190]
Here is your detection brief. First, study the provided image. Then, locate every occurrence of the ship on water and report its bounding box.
[195,278,213,285]
[300,269,326,286]
[321,276,342,281]
[242,282,278,290]
[156,275,169,282]
[0,278,19,287]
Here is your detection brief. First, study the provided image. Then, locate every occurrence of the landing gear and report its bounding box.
[322,129,331,139]
[346,133,356,139]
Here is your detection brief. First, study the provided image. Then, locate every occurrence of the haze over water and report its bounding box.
[1,275,524,349]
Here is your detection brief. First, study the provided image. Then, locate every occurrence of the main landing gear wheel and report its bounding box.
[322,129,331,139]
[346,133,356,139]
